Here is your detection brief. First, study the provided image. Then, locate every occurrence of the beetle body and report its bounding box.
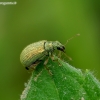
[20,40,65,70]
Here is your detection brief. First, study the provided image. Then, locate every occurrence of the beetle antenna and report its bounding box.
[63,52,72,60]
[64,34,80,46]
[62,34,80,60]
[58,34,80,60]
[58,51,72,60]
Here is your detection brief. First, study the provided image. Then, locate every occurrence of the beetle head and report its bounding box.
[53,41,65,52]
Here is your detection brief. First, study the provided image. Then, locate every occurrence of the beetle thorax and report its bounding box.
[44,41,54,52]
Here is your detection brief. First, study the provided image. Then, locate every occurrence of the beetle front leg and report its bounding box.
[50,55,62,66]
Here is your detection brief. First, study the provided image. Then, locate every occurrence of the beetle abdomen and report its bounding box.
[20,40,47,67]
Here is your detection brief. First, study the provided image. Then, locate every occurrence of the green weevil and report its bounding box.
[20,34,80,70]
[20,40,65,70]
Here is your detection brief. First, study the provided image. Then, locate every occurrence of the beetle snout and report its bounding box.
[57,46,65,52]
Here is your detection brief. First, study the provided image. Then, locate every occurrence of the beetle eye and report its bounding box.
[57,46,65,52]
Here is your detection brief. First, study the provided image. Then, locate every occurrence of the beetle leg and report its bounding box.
[25,67,29,70]
[58,51,62,58]
[44,57,49,65]
[30,63,39,70]
[26,61,40,71]
[43,57,53,75]
[44,65,53,75]
[34,69,43,81]
[51,55,62,66]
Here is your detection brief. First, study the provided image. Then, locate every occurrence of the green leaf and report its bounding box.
[20,57,100,100]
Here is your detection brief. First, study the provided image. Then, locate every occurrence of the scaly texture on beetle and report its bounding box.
[20,40,65,70]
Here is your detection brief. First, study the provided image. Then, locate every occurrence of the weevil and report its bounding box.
[20,40,65,70]
[20,34,80,70]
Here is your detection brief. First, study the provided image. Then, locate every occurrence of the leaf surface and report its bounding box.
[21,57,100,100]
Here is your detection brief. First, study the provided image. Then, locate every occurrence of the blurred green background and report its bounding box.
[0,0,100,100]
